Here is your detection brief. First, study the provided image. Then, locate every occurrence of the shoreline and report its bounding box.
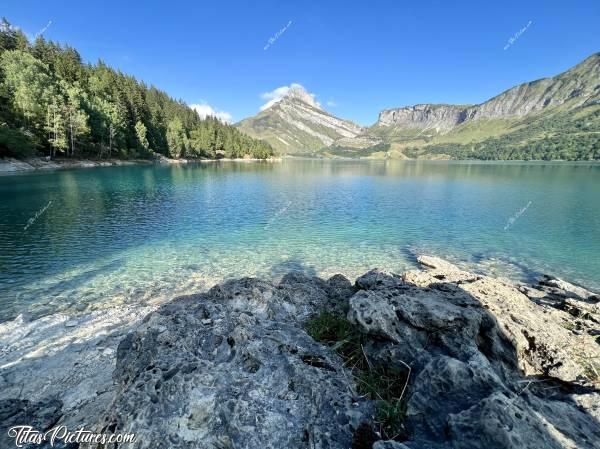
[2,156,597,175]
[0,156,283,174]
[0,256,598,448]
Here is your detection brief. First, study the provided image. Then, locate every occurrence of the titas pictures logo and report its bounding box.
[7,425,136,447]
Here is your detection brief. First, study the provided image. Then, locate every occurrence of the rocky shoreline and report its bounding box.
[1,257,598,448]
[0,157,154,173]
[0,155,282,173]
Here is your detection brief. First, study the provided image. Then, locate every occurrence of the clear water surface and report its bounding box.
[1,159,599,322]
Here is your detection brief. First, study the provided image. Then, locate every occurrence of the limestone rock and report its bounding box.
[406,257,600,384]
[374,54,600,135]
[355,268,405,290]
[7,257,595,449]
[236,86,373,155]
[447,392,600,449]
[538,275,599,302]
[347,257,599,448]
[96,276,372,449]
[0,398,63,448]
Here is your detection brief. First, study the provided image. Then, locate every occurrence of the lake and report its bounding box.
[1,159,599,323]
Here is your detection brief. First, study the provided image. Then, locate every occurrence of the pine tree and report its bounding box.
[0,18,276,160]
[135,120,149,151]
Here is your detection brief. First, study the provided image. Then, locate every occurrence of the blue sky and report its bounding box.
[3,0,599,125]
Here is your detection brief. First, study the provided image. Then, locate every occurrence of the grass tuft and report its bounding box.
[306,311,410,440]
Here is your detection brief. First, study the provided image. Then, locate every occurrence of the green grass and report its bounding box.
[320,142,391,159]
[582,360,600,383]
[305,311,410,440]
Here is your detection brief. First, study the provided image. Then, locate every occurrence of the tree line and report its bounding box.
[0,18,275,160]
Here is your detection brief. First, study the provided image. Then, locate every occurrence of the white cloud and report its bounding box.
[189,103,233,123]
[259,83,320,111]
[260,84,299,111]
[326,100,337,107]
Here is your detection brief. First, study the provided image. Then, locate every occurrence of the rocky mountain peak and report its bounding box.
[236,84,369,154]
[280,84,322,110]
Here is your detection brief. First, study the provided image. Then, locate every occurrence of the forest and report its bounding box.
[0,18,275,160]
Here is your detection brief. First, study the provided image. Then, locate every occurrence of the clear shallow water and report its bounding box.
[1,159,599,322]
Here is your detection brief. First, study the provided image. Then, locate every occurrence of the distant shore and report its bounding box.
[0,155,282,174]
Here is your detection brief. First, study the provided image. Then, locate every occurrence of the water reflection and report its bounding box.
[0,160,598,322]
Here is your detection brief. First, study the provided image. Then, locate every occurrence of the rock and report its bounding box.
[377,104,469,132]
[407,257,600,384]
[447,391,600,449]
[101,347,115,356]
[355,268,405,290]
[0,157,37,172]
[538,275,599,302]
[373,441,411,449]
[527,275,600,324]
[0,398,63,448]
[375,54,599,136]
[0,157,152,173]
[278,272,354,315]
[64,319,79,328]
[326,274,357,303]
[236,85,379,155]
[347,256,599,448]
[96,277,373,449]
[416,255,463,272]
[0,304,158,431]
[151,151,188,165]
[405,356,505,440]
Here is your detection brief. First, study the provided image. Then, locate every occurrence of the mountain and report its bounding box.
[236,85,380,155]
[375,53,599,132]
[236,53,599,160]
[368,53,600,160]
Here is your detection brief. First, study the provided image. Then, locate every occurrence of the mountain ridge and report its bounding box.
[377,52,599,131]
[237,52,600,160]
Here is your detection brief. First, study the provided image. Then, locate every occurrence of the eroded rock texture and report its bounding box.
[350,258,599,449]
[87,258,599,448]
[97,275,371,449]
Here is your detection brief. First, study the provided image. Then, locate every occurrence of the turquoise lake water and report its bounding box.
[1,159,599,322]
